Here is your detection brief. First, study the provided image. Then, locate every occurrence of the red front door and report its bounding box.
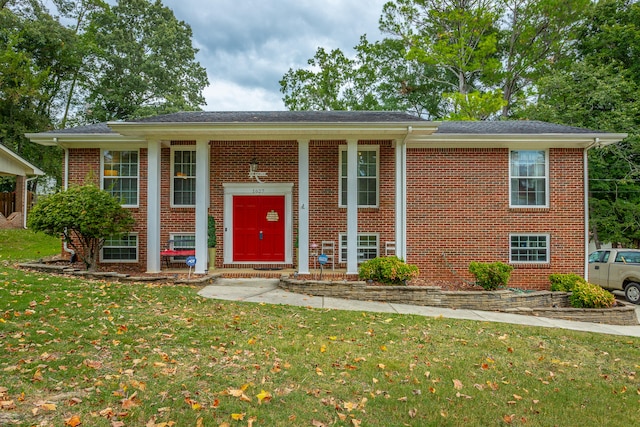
[233,195,285,262]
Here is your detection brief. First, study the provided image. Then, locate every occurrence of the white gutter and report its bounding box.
[395,126,412,260]
[584,138,601,280]
[62,145,74,258]
[23,177,38,229]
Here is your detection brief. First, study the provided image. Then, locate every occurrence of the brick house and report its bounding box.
[26,111,626,289]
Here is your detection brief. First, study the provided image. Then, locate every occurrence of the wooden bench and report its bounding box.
[160,249,196,268]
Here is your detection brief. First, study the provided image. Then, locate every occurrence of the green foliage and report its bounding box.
[443,90,507,120]
[468,261,513,291]
[83,0,208,122]
[358,256,419,285]
[549,273,587,292]
[208,215,216,248]
[280,36,447,118]
[569,281,616,308]
[27,184,134,270]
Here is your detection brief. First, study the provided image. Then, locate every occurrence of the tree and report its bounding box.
[28,184,135,270]
[83,0,208,121]
[280,36,448,118]
[498,0,590,117]
[518,60,640,247]
[0,3,76,182]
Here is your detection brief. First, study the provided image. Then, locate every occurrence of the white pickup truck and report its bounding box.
[588,249,640,304]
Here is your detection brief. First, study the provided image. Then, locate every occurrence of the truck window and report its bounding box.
[615,251,640,263]
[589,251,610,263]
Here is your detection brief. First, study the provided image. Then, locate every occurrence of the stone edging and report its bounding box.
[17,263,218,285]
[279,277,639,326]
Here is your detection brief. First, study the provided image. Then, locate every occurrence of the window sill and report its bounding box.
[509,207,549,213]
[510,263,550,269]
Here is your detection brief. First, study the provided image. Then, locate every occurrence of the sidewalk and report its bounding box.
[198,278,640,338]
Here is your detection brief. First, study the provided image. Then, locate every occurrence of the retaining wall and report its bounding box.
[279,277,639,326]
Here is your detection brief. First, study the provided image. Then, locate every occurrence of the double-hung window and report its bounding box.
[172,148,196,206]
[339,146,379,207]
[101,234,138,262]
[510,150,547,207]
[510,234,549,263]
[170,233,195,262]
[339,233,379,264]
[102,150,139,206]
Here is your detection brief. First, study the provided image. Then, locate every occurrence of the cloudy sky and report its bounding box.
[161,0,389,111]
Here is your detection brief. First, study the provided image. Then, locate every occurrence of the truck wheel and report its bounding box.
[625,282,640,305]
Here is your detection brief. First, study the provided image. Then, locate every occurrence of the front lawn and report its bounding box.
[1,265,639,426]
[1,230,639,426]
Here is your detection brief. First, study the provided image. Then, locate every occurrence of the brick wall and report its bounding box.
[307,140,396,264]
[67,144,587,289]
[405,147,585,290]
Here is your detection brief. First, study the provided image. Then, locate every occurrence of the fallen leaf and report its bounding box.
[408,408,417,418]
[64,415,82,426]
[83,360,102,369]
[121,392,140,409]
[231,413,244,420]
[311,420,327,427]
[453,379,463,390]
[256,389,272,404]
[1,400,16,410]
[32,369,44,382]
[503,414,515,424]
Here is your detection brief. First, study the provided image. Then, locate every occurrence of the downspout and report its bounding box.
[395,126,411,260]
[62,144,75,258]
[23,177,38,228]
[584,138,600,280]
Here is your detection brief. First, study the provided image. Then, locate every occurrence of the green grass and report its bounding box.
[1,231,639,426]
[0,229,60,263]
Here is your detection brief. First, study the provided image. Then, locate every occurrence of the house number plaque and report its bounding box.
[266,210,279,222]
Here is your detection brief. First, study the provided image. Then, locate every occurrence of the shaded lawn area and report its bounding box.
[1,266,639,427]
[0,229,61,263]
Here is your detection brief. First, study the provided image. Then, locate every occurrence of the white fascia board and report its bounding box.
[0,144,45,176]
[407,133,628,149]
[25,133,148,149]
[107,121,439,141]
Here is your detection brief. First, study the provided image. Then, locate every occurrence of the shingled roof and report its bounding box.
[37,112,612,135]
[129,111,425,123]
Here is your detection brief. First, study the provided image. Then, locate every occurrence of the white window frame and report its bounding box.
[338,145,379,208]
[170,146,196,207]
[101,149,140,207]
[101,233,138,263]
[509,233,550,264]
[339,233,379,264]
[169,233,195,262]
[509,149,549,208]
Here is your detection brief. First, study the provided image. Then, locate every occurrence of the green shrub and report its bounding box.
[549,273,587,292]
[359,256,419,285]
[569,282,616,308]
[468,261,513,291]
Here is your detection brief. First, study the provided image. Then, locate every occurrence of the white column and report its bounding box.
[395,139,407,260]
[298,139,310,274]
[146,140,162,273]
[346,139,358,274]
[195,139,210,274]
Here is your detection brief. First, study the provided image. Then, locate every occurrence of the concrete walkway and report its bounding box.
[198,278,640,338]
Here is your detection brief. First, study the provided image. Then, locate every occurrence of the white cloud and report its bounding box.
[203,79,285,111]
[162,0,388,111]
